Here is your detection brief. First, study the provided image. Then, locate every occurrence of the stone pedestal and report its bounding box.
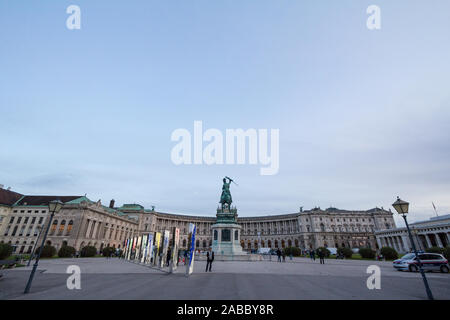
[211,205,247,258]
[211,223,245,256]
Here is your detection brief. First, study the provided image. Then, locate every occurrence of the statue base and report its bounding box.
[211,223,247,257]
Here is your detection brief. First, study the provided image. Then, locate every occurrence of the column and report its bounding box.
[401,235,410,252]
[435,233,443,248]
[92,221,99,239]
[424,234,432,248]
[85,219,93,238]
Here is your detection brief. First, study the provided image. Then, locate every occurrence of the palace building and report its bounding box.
[0,185,397,254]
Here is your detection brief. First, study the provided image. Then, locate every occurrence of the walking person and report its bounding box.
[310,249,316,261]
[282,249,286,262]
[277,248,282,262]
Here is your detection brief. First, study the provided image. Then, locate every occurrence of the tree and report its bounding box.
[359,247,376,259]
[58,245,76,258]
[317,247,331,258]
[80,246,97,257]
[380,246,398,260]
[337,247,353,258]
[0,243,13,260]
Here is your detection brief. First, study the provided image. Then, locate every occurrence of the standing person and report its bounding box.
[277,248,282,262]
[318,249,325,264]
[310,249,316,261]
[166,248,171,267]
[205,250,214,272]
[209,251,214,272]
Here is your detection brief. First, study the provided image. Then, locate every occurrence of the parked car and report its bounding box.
[393,253,449,273]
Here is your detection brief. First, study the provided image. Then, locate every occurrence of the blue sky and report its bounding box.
[1,1,449,225]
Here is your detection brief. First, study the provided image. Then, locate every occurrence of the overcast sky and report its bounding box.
[1,1,449,226]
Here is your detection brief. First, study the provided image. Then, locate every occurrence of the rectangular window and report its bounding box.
[17,217,22,224]
[31,217,36,224]
[24,217,29,224]
[11,226,18,236]
[38,217,43,224]
[9,217,14,223]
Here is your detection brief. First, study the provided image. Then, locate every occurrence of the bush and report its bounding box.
[102,246,115,257]
[359,247,376,259]
[0,243,13,260]
[37,245,57,258]
[380,247,398,260]
[317,247,331,257]
[425,246,443,254]
[58,245,76,258]
[442,246,450,260]
[337,247,353,258]
[80,246,97,257]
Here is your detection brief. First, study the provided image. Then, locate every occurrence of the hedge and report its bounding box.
[102,246,115,257]
[283,247,302,256]
[58,245,76,258]
[80,246,97,257]
[380,246,398,260]
[317,247,331,257]
[0,243,13,260]
[425,246,443,254]
[36,245,57,258]
[443,246,450,260]
[337,247,353,258]
[359,247,376,259]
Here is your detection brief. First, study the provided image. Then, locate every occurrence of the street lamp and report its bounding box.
[27,225,43,267]
[392,196,434,300]
[24,199,64,294]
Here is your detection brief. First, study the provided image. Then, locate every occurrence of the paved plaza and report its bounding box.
[0,257,449,300]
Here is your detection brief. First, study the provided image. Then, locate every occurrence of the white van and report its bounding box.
[257,248,271,254]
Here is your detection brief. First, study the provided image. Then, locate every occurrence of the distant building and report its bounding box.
[0,186,397,254]
[375,214,450,253]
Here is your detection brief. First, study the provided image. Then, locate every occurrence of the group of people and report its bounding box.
[306,249,326,264]
[275,248,294,262]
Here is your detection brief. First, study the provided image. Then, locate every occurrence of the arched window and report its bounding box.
[320,223,325,232]
[203,240,207,248]
[281,240,285,248]
[50,220,58,234]
[288,239,292,247]
[59,220,66,233]
[261,240,265,247]
[268,240,272,248]
[66,220,73,235]
[275,240,278,248]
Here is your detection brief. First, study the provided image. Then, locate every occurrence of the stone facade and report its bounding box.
[0,187,397,254]
[375,214,450,253]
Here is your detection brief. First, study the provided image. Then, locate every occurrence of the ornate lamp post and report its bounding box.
[392,197,433,300]
[24,200,64,294]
